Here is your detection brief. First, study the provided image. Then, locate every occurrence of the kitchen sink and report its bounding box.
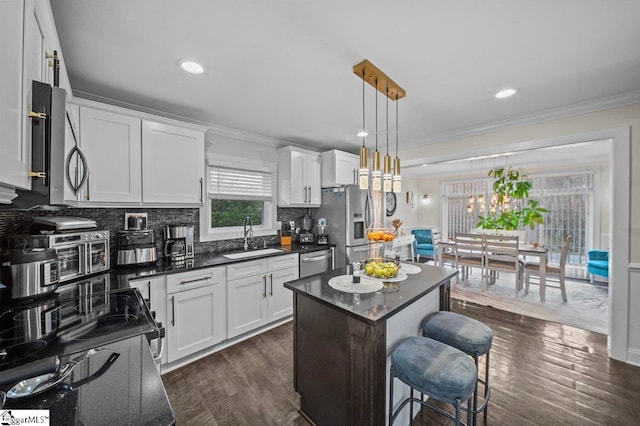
[222,248,284,259]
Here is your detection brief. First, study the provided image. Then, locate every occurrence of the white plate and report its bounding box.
[400,263,422,274]
[328,275,384,294]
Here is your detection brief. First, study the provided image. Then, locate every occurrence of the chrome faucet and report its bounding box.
[243,216,253,250]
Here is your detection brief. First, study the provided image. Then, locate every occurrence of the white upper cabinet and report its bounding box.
[321,149,359,187]
[79,106,142,203]
[0,0,29,194]
[277,146,321,207]
[67,100,206,207]
[0,0,71,196]
[142,121,204,205]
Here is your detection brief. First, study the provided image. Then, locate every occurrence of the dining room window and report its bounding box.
[442,170,596,278]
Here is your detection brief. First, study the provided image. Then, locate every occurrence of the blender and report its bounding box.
[316,218,328,245]
[299,214,314,244]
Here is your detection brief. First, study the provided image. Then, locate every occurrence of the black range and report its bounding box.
[0,273,174,425]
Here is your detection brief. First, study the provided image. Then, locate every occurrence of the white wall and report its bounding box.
[402,103,638,258]
[400,102,639,365]
[205,131,278,164]
[384,176,419,232]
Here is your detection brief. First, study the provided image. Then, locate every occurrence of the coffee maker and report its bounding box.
[163,225,194,262]
[299,214,314,244]
[316,217,328,245]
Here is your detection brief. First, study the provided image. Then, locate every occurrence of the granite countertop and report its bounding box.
[110,243,334,283]
[284,263,457,325]
[3,335,174,425]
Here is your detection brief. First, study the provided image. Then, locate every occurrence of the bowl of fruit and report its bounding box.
[362,258,400,279]
[366,228,397,242]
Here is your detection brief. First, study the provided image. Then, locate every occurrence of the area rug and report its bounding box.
[445,267,609,334]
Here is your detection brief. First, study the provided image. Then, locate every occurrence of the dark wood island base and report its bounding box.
[285,263,456,426]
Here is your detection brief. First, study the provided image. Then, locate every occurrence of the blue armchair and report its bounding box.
[587,250,609,282]
[412,229,438,262]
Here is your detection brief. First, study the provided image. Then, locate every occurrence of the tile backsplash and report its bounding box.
[0,206,315,260]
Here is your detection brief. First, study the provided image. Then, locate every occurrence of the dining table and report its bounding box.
[437,238,549,301]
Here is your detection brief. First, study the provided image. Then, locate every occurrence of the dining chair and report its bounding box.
[483,234,523,296]
[412,228,439,262]
[455,233,486,289]
[524,234,571,302]
[434,232,459,282]
[384,234,415,261]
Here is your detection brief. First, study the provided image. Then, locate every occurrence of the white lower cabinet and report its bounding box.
[227,254,299,338]
[268,267,298,322]
[165,267,226,363]
[127,255,299,367]
[227,273,269,338]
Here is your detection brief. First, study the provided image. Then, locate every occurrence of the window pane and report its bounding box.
[211,200,264,228]
[442,171,593,278]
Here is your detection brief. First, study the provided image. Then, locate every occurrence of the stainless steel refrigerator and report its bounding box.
[316,185,385,268]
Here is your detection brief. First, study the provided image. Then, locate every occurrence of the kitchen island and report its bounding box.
[284,263,456,426]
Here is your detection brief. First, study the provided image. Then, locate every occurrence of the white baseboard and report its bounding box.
[627,348,640,367]
[160,317,292,375]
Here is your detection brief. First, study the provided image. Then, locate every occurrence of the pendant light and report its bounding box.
[383,85,393,193]
[358,70,369,190]
[352,60,405,193]
[371,79,382,192]
[392,93,402,193]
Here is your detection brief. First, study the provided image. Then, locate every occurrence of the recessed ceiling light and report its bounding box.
[179,60,204,74]
[495,88,517,99]
[357,130,368,137]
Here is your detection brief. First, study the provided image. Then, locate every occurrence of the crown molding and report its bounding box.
[402,90,640,148]
[71,90,289,148]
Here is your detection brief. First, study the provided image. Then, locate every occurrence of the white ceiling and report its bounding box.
[402,140,611,178]
[50,1,639,175]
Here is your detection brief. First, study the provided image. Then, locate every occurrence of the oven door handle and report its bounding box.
[79,243,88,276]
[301,254,331,262]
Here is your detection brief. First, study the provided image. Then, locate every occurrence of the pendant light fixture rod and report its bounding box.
[386,85,389,155]
[375,79,378,153]
[395,96,399,157]
[362,70,366,146]
[359,69,369,189]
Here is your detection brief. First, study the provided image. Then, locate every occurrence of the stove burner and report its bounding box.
[0,341,47,367]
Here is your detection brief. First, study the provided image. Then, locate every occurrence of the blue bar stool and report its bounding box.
[423,311,493,425]
[389,336,477,426]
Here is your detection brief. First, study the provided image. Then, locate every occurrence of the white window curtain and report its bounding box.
[208,166,274,201]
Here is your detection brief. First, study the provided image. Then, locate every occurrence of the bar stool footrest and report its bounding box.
[391,397,471,426]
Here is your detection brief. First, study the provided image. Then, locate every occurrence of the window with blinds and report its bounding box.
[442,170,595,278]
[207,166,275,228]
[208,166,274,201]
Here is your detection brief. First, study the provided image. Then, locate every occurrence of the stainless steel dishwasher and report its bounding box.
[299,248,334,278]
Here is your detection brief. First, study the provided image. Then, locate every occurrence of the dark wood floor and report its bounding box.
[162,299,640,425]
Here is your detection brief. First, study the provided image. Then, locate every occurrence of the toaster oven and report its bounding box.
[27,230,110,283]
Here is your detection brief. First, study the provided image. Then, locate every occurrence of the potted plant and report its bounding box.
[476,167,548,233]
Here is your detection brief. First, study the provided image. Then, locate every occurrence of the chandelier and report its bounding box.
[353,60,405,193]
